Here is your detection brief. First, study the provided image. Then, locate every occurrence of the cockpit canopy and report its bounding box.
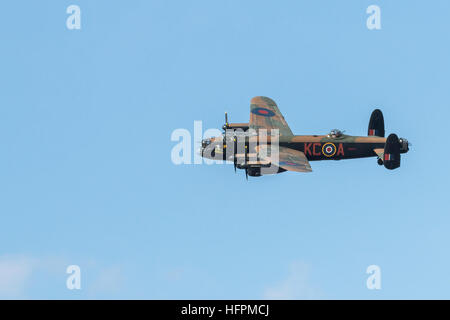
[328,129,343,138]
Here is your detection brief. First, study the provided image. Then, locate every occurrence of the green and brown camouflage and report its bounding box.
[200,96,409,177]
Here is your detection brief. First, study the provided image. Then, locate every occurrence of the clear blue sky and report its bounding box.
[0,0,449,299]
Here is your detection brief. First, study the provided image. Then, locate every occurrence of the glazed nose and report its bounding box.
[201,139,210,148]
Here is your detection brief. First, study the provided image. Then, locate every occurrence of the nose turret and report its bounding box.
[199,138,212,158]
[201,138,211,149]
[200,136,224,159]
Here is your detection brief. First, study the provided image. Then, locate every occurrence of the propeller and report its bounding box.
[223,112,240,173]
[222,112,229,131]
[221,112,231,161]
[233,137,237,173]
[244,140,248,180]
[222,112,248,179]
[222,137,227,161]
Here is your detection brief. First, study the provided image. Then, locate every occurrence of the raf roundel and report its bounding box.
[251,107,276,117]
[322,143,337,157]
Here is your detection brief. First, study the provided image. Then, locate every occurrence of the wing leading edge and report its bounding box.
[249,96,293,137]
[258,145,312,173]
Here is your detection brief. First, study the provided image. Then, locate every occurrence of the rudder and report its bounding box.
[384,133,401,170]
[368,109,385,137]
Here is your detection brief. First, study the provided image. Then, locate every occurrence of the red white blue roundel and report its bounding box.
[251,107,275,117]
[322,143,337,157]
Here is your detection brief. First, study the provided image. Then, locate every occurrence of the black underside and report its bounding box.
[280,141,385,161]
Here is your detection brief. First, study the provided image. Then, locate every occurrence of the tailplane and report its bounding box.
[384,133,401,170]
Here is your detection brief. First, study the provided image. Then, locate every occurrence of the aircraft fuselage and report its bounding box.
[280,135,387,161]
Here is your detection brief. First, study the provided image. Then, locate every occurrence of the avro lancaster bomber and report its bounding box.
[200,96,409,179]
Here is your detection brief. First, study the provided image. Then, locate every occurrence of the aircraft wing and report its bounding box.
[249,96,293,137]
[258,145,312,173]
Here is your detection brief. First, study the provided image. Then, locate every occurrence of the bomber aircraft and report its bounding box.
[200,96,409,179]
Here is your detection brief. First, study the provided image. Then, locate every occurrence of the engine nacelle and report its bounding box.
[247,167,262,177]
[244,165,286,176]
[222,123,249,131]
